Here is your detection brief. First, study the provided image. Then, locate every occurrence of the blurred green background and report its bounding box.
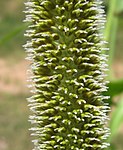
[0,0,32,150]
[0,0,123,150]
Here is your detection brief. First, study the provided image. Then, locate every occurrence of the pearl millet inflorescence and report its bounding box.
[24,0,110,149]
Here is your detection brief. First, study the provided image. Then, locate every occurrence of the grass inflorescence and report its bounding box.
[24,0,110,149]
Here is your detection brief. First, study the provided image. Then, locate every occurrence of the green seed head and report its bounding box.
[24,0,110,149]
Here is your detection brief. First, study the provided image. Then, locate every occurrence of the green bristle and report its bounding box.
[24,0,110,149]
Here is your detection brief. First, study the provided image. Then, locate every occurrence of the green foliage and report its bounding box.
[0,24,27,46]
[107,79,123,99]
[105,0,123,78]
[104,0,123,149]
[110,98,123,140]
[0,1,25,57]
[24,0,110,149]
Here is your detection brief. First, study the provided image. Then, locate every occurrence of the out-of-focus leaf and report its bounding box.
[0,24,27,45]
[110,98,123,139]
[109,143,116,150]
[105,0,123,79]
[117,0,123,12]
[103,79,123,106]
[107,79,123,97]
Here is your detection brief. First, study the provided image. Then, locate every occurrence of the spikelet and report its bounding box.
[24,0,110,149]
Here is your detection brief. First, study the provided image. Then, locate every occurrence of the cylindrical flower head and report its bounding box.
[24,0,110,149]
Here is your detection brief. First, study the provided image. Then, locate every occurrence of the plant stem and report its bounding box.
[105,0,119,80]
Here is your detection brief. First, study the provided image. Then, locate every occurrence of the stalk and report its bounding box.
[24,0,110,149]
[104,0,119,79]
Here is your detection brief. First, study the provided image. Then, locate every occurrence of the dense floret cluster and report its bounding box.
[24,0,110,149]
